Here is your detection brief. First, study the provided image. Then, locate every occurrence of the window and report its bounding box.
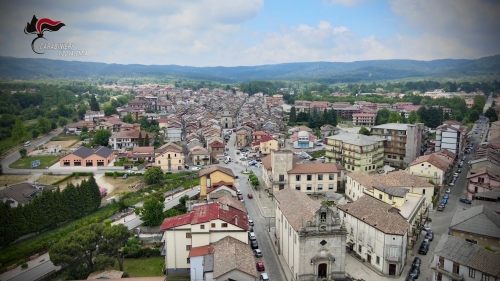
[200,225,205,229]
[318,174,323,180]
[186,233,191,238]
[187,258,190,264]
[307,175,312,181]
[320,212,327,222]
[307,184,312,190]
[423,189,426,194]
[436,273,442,281]
[221,223,228,228]
[318,184,323,190]
[389,247,397,257]
[211,223,216,228]
[438,256,444,267]
[376,256,380,265]
[481,274,490,281]
[469,268,476,278]
[179,160,181,163]
[328,184,334,190]
[296,175,301,181]
[358,245,362,253]
[358,232,363,241]
[379,194,383,200]
[329,174,334,180]
[295,185,301,190]
[388,195,393,200]
[186,245,192,251]
[453,262,459,274]
[367,236,373,247]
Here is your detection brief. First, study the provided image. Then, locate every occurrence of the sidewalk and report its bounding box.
[0,252,59,281]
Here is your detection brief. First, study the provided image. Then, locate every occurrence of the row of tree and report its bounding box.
[289,106,338,129]
[0,176,102,246]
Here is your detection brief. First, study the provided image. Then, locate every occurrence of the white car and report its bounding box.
[237,190,243,196]
[191,166,201,170]
[445,188,451,194]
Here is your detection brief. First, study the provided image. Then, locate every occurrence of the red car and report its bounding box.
[256,262,265,271]
[247,193,253,199]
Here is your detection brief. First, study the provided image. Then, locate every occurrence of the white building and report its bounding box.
[435,121,468,155]
[84,111,104,122]
[274,188,347,281]
[165,124,182,142]
[338,195,409,277]
[431,234,500,281]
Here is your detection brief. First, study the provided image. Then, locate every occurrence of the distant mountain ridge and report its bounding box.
[1,55,499,83]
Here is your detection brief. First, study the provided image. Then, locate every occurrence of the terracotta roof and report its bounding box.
[188,245,214,258]
[199,166,235,178]
[260,135,276,143]
[466,167,500,181]
[212,236,258,278]
[132,146,154,153]
[252,131,267,136]
[111,130,154,139]
[288,163,340,174]
[409,153,451,171]
[338,195,409,235]
[214,195,247,213]
[160,202,249,231]
[347,170,433,190]
[209,141,225,148]
[273,189,321,231]
[157,142,182,153]
[261,155,272,170]
[435,149,456,159]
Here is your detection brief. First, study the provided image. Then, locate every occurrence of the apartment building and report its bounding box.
[449,205,500,248]
[325,133,385,173]
[466,167,500,201]
[435,121,468,155]
[155,142,185,172]
[352,113,376,127]
[430,234,500,281]
[371,123,425,168]
[261,150,345,193]
[199,166,236,201]
[109,130,155,150]
[408,153,453,186]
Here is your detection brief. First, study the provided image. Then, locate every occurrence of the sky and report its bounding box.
[0,0,499,67]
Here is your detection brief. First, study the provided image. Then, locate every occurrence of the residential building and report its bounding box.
[60,146,115,167]
[371,123,425,167]
[155,142,185,171]
[320,124,339,138]
[165,123,182,142]
[125,146,155,163]
[435,121,468,155]
[262,150,345,193]
[109,130,155,150]
[199,166,236,200]
[254,135,279,155]
[84,110,105,122]
[352,113,376,127]
[469,146,500,173]
[160,202,250,275]
[345,171,434,209]
[466,167,500,201]
[472,189,500,214]
[338,195,409,277]
[449,205,500,248]
[236,130,250,147]
[325,133,385,173]
[274,188,347,280]
[430,234,500,281]
[251,131,267,142]
[408,153,453,186]
[66,120,95,134]
[189,146,211,166]
[0,182,55,207]
[332,106,361,119]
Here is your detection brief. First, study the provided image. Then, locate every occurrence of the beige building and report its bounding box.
[352,113,376,127]
[155,142,185,171]
[449,205,500,249]
[408,153,453,186]
[236,130,249,147]
[325,133,385,173]
[160,202,250,275]
[274,188,346,280]
[60,146,115,167]
[189,146,211,166]
[261,150,345,193]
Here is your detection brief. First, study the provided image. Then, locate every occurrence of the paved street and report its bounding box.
[0,253,60,281]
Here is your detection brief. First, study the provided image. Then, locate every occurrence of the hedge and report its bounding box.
[104,172,143,177]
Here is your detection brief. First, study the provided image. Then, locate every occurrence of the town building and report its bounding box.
[60,146,115,167]
[155,142,185,171]
[466,167,500,201]
[338,195,410,277]
[160,202,250,275]
[430,234,500,281]
[352,113,376,127]
[435,121,468,155]
[449,205,500,248]
[189,146,211,166]
[0,182,55,207]
[408,153,453,186]
[199,166,236,201]
[84,110,105,122]
[220,110,233,129]
[290,128,317,149]
[109,130,155,150]
[320,124,339,138]
[274,188,347,281]
[325,133,385,173]
[472,189,500,214]
[370,123,425,167]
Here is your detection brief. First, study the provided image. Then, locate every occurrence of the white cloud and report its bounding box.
[329,0,372,7]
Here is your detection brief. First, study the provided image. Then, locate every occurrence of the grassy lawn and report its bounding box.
[0,174,35,186]
[114,256,165,277]
[10,156,61,169]
[309,150,326,158]
[49,134,80,141]
[36,174,90,188]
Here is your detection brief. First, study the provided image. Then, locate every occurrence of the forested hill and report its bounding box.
[1,55,500,83]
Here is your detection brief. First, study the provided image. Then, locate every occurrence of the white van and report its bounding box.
[23,141,31,147]
[260,273,269,281]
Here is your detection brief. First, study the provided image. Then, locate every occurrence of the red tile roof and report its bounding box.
[260,135,276,143]
[209,141,225,148]
[189,245,214,258]
[160,202,249,231]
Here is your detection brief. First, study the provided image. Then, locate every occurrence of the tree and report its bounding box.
[123,113,134,124]
[468,109,480,123]
[82,126,89,133]
[145,133,150,146]
[59,117,68,127]
[36,116,51,134]
[388,112,403,123]
[99,224,132,271]
[359,127,371,136]
[289,106,297,123]
[144,166,163,185]
[138,132,144,147]
[93,129,112,146]
[89,94,100,111]
[51,120,57,130]
[32,129,40,138]
[104,104,118,116]
[141,197,165,226]
[11,118,27,144]
[19,148,27,158]
[375,108,390,125]
[485,107,498,122]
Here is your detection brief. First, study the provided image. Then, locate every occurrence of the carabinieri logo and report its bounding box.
[24,15,65,54]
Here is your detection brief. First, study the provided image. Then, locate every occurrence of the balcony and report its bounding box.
[271,178,287,184]
[202,157,210,160]
[385,255,402,262]
[431,265,464,281]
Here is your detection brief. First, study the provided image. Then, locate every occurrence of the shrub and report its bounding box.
[122,272,129,277]
[17,259,25,265]
[21,263,28,269]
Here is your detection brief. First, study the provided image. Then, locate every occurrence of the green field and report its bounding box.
[9,156,60,169]
[113,256,165,277]
[49,134,80,141]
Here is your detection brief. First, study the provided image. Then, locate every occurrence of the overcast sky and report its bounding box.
[1,0,499,66]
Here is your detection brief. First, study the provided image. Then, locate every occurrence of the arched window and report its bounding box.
[320,212,327,222]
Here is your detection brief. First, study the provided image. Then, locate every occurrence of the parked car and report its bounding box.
[377,169,385,174]
[443,193,449,199]
[405,276,415,281]
[122,174,128,179]
[419,241,429,255]
[412,257,421,267]
[256,262,265,271]
[238,195,244,202]
[191,166,201,170]
[254,249,263,257]
[460,198,472,204]
[457,168,462,173]
[249,220,254,226]
[250,240,259,249]
[423,224,431,232]
[247,193,253,199]
[453,172,459,178]
[441,198,448,205]
[445,188,451,194]
[248,232,256,241]
[409,265,420,279]
[437,204,445,211]
[237,190,242,195]
[462,156,467,161]
[449,181,455,186]
[426,230,434,241]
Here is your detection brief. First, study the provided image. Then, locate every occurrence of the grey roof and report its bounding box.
[0,182,56,204]
[433,234,480,265]
[326,133,385,146]
[373,186,410,198]
[93,146,113,158]
[371,123,410,131]
[449,205,500,239]
[72,146,94,158]
[203,254,214,273]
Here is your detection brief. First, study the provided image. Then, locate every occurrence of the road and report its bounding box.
[2,256,60,281]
